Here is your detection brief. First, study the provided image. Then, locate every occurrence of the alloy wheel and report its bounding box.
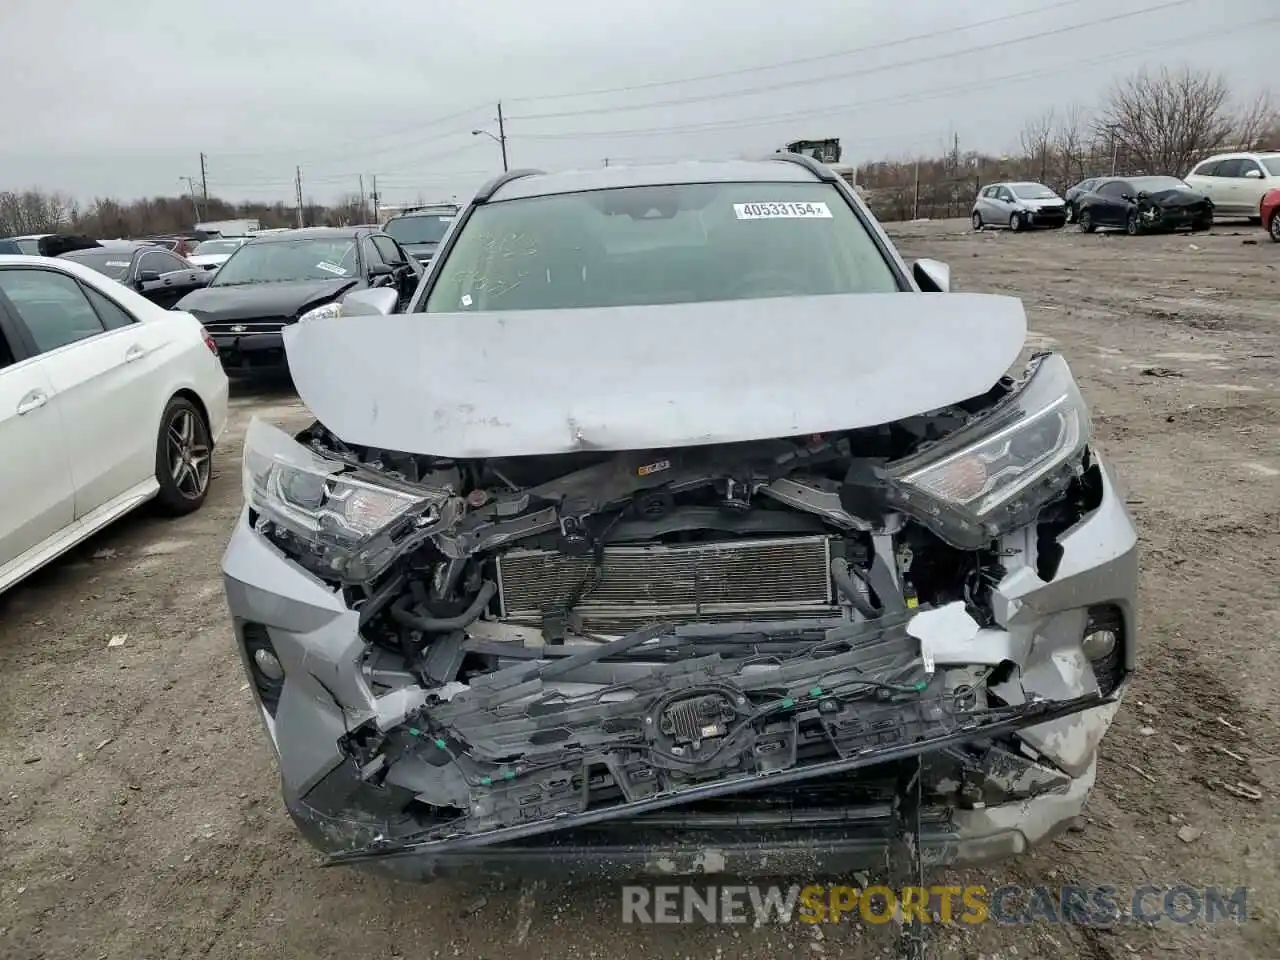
[166,409,211,500]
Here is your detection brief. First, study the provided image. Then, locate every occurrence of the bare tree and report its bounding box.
[1019,108,1056,184]
[1096,66,1235,175]
[1232,89,1280,150]
[1054,103,1090,186]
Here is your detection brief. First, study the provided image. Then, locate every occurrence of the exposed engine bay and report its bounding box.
[234,352,1124,868]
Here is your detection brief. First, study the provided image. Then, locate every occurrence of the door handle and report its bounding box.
[125,344,147,363]
[16,390,47,415]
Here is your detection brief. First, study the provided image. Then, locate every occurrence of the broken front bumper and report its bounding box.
[222,455,1137,878]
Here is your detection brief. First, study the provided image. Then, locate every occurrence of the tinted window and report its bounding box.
[1238,159,1264,177]
[383,214,453,245]
[0,239,20,255]
[423,182,899,313]
[1129,176,1192,193]
[1010,183,1057,200]
[140,251,187,275]
[361,237,385,268]
[82,285,136,330]
[61,250,136,280]
[371,235,405,265]
[1214,159,1244,178]
[211,237,359,285]
[1191,161,1220,177]
[0,327,13,368]
[1098,181,1128,198]
[0,269,107,353]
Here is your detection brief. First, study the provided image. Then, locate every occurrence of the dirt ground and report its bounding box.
[2,219,1277,960]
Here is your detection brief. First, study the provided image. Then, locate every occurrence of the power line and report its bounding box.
[208,102,492,161]
[505,0,1098,104]
[514,14,1277,142]
[507,0,1197,122]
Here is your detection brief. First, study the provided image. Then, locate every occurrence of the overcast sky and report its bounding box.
[0,0,1273,208]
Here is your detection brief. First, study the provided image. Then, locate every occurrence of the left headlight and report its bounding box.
[888,353,1091,548]
[243,418,458,582]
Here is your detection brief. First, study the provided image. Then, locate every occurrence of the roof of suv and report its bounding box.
[487,158,827,202]
[245,226,372,242]
[1197,151,1280,163]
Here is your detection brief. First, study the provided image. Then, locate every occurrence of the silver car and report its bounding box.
[972,181,1068,231]
[224,156,1137,880]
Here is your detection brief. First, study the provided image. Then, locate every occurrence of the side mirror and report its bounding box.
[1120,194,1134,203]
[912,258,950,293]
[1245,168,1263,179]
[367,262,393,278]
[342,287,399,316]
[138,270,161,283]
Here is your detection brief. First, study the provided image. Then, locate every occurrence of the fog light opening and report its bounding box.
[253,647,284,681]
[1082,628,1118,661]
[243,622,284,715]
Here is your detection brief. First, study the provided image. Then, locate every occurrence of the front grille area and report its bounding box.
[203,317,290,335]
[495,535,837,633]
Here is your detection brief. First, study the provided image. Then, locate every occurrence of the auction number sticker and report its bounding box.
[315,261,347,276]
[734,201,832,220]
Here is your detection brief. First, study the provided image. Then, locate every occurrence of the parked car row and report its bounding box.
[973,149,1280,239]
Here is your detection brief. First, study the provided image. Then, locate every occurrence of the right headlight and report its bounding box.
[242,418,459,582]
[887,353,1092,548]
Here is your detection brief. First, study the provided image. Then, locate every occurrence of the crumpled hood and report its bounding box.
[1143,188,1207,208]
[175,277,358,321]
[284,292,1027,458]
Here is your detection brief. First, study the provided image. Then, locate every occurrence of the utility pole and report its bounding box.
[603,157,609,167]
[497,101,508,172]
[358,174,366,223]
[370,174,379,223]
[912,160,920,220]
[199,153,209,203]
[294,166,304,228]
[180,177,202,222]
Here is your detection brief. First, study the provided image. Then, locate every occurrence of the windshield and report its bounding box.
[193,239,245,255]
[16,238,42,255]
[383,215,453,245]
[422,182,899,313]
[1261,157,1280,176]
[1010,183,1057,200]
[211,237,358,285]
[61,250,134,280]
[1130,176,1191,192]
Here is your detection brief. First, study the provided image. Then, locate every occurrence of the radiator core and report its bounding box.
[495,535,837,633]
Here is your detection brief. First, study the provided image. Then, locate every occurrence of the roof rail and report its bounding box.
[769,152,838,183]
[474,169,546,203]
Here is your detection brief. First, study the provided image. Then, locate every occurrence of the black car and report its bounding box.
[381,207,458,265]
[1076,176,1213,235]
[58,241,211,308]
[174,226,421,374]
[1062,177,1102,223]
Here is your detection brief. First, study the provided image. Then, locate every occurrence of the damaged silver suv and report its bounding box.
[223,156,1137,879]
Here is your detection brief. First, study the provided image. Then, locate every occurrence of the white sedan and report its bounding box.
[0,255,229,595]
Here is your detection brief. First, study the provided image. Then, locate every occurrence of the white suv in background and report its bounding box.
[1184,152,1280,220]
